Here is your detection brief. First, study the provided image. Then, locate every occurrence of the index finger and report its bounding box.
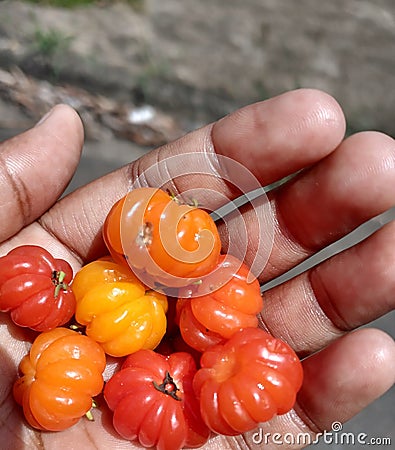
[38,89,345,262]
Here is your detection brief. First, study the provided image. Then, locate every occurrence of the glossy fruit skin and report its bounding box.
[193,327,303,435]
[13,327,106,431]
[104,349,210,450]
[177,255,263,352]
[72,257,168,357]
[0,245,76,331]
[103,195,128,267]
[103,187,221,288]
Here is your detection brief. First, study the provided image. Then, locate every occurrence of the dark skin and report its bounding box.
[0,89,394,449]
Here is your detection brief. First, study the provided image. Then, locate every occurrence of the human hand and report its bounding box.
[0,89,394,449]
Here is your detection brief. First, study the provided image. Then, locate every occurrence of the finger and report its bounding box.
[227,130,395,281]
[260,220,395,356]
[274,130,395,265]
[297,329,395,433]
[212,87,345,185]
[236,328,395,449]
[129,88,345,191]
[38,89,345,262]
[0,105,83,242]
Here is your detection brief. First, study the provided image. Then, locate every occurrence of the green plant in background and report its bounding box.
[23,0,145,11]
[33,28,73,59]
[25,0,91,6]
[31,27,74,80]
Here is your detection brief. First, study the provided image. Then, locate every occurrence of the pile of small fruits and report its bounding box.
[0,187,303,450]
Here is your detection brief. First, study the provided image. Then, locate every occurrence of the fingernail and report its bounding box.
[35,107,55,127]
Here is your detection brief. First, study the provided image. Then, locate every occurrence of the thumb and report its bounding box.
[0,104,83,242]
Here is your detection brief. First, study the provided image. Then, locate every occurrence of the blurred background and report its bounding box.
[0,1,394,448]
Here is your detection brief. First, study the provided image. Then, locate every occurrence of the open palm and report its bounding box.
[0,89,394,450]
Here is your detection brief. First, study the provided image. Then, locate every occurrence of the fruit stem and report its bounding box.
[85,399,98,421]
[52,270,68,298]
[153,371,181,401]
